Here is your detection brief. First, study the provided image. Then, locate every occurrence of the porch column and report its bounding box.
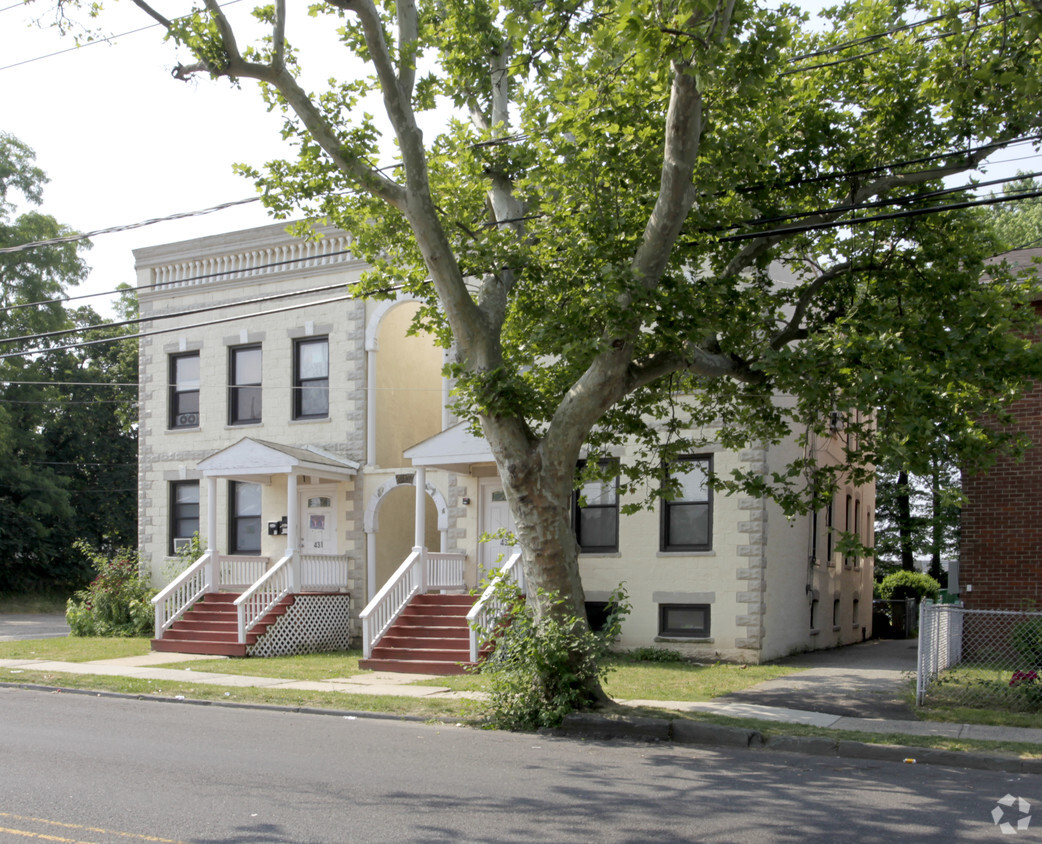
[287,473,299,592]
[206,475,217,591]
[366,528,377,602]
[415,466,426,592]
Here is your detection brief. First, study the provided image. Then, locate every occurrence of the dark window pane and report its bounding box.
[233,386,262,423]
[579,508,618,549]
[667,503,709,547]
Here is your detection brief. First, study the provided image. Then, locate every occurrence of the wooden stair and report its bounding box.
[360,593,476,675]
[151,592,294,657]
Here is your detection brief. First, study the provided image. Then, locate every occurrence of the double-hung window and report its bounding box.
[293,338,329,419]
[661,455,712,552]
[169,481,199,555]
[573,462,619,553]
[229,481,262,554]
[169,353,200,428]
[229,345,262,425]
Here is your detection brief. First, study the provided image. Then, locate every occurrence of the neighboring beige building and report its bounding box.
[137,222,874,666]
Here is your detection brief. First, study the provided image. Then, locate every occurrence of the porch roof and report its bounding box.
[404,422,495,473]
[197,437,360,484]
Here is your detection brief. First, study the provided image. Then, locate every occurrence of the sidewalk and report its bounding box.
[4,651,1042,747]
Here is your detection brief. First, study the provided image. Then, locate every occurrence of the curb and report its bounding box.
[551,712,1042,773]
[0,681,447,725]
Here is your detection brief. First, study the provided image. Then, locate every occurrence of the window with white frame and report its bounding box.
[660,455,712,552]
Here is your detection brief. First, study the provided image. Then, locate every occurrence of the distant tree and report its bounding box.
[991,176,1042,251]
[0,132,137,594]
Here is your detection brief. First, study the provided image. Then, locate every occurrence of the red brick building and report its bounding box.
[960,247,1042,610]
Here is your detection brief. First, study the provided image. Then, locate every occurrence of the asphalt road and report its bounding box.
[0,687,1036,843]
[0,613,69,641]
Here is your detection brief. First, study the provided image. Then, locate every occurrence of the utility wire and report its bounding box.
[0,278,360,348]
[0,195,262,256]
[718,186,1042,243]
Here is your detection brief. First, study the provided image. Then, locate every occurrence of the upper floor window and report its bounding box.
[229,481,262,554]
[294,338,329,419]
[169,481,199,556]
[573,462,619,554]
[661,455,712,552]
[169,353,200,429]
[229,345,262,425]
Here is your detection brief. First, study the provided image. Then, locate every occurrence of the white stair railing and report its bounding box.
[234,552,293,644]
[152,551,213,639]
[300,554,351,591]
[219,556,268,591]
[466,551,525,664]
[426,551,467,591]
[359,550,423,659]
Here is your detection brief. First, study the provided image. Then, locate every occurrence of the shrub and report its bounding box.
[65,542,156,637]
[623,646,689,663]
[1012,617,1042,667]
[472,583,630,730]
[877,570,941,604]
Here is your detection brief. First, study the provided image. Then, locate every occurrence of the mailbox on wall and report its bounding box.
[267,516,288,536]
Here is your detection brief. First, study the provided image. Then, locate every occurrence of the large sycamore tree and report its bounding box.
[88,0,1042,694]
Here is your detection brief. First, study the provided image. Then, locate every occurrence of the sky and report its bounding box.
[1,1,1036,319]
[1,2,347,315]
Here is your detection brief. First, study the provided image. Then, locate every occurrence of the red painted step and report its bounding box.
[359,593,479,675]
[151,593,294,657]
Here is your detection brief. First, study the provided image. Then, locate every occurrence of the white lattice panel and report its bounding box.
[248,595,352,658]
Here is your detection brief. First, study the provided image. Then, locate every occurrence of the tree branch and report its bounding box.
[770,261,852,351]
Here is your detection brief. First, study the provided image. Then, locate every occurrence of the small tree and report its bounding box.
[65,543,155,637]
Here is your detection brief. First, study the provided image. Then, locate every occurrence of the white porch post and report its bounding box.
[206,475,218,591]
[415,466,426,592]
[287,472,299,593]
[366,528,377,602]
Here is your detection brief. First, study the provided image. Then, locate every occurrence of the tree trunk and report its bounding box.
[486,423,609,705]
[897,470,915,572]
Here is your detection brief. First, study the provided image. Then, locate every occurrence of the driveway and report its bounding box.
[0,613,70,641]
[716,638,919,720]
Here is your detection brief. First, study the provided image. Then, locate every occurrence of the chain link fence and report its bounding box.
[917,601,1042,712]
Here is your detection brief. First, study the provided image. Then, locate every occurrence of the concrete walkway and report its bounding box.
[3,621,1042,748]
[3,645,1042,747]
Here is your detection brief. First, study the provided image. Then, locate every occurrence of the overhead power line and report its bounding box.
[0,196,263,256]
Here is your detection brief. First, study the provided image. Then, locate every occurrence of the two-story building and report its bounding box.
[137,221,874,670]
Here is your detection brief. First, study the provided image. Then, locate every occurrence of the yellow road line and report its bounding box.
[0,825,95,843]
[0,815,184,844]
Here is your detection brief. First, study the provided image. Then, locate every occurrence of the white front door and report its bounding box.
[299,486,338,555]
[479,480,516,580]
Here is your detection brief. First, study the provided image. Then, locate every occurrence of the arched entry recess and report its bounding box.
[363,474,449,600]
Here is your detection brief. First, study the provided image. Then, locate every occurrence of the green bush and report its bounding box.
[1012,618,1042,667]
[623,646,689,663]
[472,583,630,730]
[65,542,156,637]
[877,570,941,604]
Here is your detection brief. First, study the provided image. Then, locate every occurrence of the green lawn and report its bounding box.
[0,636,152,662]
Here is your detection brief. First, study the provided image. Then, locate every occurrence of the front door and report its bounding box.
[479,480,516,581]
[299,486,338,555]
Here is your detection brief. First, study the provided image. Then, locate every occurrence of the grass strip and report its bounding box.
[1,669,475,719]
